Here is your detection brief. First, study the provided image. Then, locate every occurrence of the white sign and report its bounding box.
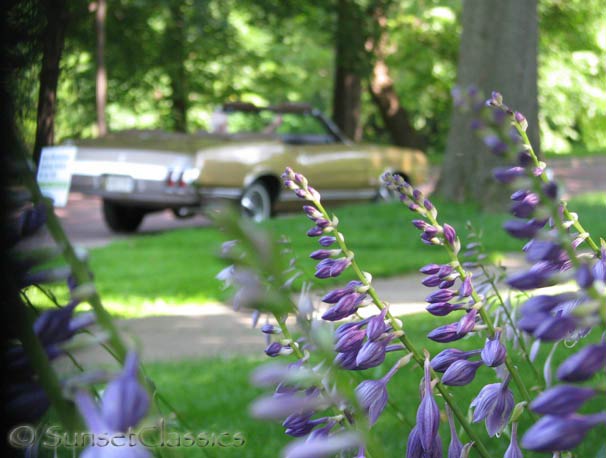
[36,146,77,207]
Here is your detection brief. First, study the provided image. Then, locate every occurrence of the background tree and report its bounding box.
[437,0,539,207]
[32,0,69,165]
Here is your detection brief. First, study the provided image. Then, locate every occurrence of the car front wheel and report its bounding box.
[240,182,272,222]
[102,200,145,233]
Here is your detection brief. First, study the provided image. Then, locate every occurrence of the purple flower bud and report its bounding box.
[322,281,361,304]
[503,218,546,239]
[33,301,79,346]
[406,426,423,458]
[517,312,550,334]
[506,269,549,290]
[517,149,532,166]
[412,219,428,230]
[423,199,434,211]
[422,275,442,287]
[426,302,460,317]
[307,226,323,237]
[439,279,456,289]
[458,276,473,297]
[456,309,477,335]
[283,412,318,437]
[442,360,483,386]
[530,385,595,416]
[335,329,366,353]
[431,348,477,373]
[470,380,514,436]
[335,350,359,370]
[486,91,503,107]
[533,314,577,341]
[504,423,523,458]
[442,224,457,246]
[438,265,454,277]
[310,249,339,260]
[295,188,308,199]
[557,343,606,382]
[481,333,507,367]
[483,135,508,156]
[322,293,363,321]
[426,289,456,304]
[542,181,558,200]
[520,293,577,316]
[521,413,606,452]
[261,324,280,334]
[576,263,594,288]
[334,318,367,339]
[366,309,388,341]
[524,239,564,263]
[355,379,388,426]
[265,342,283,357]
[315,257,351,279]
[423,225,439,237]
[417,358,440,453]
[446,405,463,458]
[592,247,606,281]
[493,166,525,184]
[356,339,389,369]
[412,189,424,202]
[318,236,336,247]
[510,192,540,218]
[427,323,463,343]
[514,111,527,129]
[420,264,441,275]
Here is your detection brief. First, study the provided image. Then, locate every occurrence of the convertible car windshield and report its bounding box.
[216,103,345,145]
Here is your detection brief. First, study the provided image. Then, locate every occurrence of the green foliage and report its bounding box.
[15,0,605,155]
[26,193,606,317]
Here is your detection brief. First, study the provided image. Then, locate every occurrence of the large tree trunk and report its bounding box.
[95,0,107,136]
[332,0,366,141]
[33,0,68,166]
[367,3,424,148]
[165,2,188,133]
[436,0,539,208]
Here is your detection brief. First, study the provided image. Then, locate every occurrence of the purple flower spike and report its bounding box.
[416,358,440,453]
[504,423,523,458]
[442,359,483,386]
[530,385,595,416]
[521,413,606,452]
[481,332,507,367]
[430,348,477,373]
[470,379,514,436]
[557,343,606,382]
[493,166,525,184]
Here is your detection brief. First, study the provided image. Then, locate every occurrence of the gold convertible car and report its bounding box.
[68,103,427,232]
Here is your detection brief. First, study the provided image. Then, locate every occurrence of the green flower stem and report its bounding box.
[17,304,81,431]
[312,200,492,458]
[479,265,543,386]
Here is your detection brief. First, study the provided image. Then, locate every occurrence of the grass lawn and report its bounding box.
[27,192,606,317]
[127,312,606,458]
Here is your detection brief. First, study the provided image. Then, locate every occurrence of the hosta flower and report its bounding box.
[415,357,440,453]
[446,405,463,458]
[470,378,514,437]
[504,422,523,458]
[530,385,595,416]
[521,413,606,452]
[556,343,606,382]
[480,332,507,367]
[430,348,479,373]
[355,358,401,426]
[442,359,483,386]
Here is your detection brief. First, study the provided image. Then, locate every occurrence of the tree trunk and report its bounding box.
[436,0,539,208]
[367,4,424,148]
[332,0,366,141]
[33,0,68,166]
[166,2,187,133]
[95,0,107,136]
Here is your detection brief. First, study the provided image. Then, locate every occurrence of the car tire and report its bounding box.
[240,182,272,222]
[102,200,145,233]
